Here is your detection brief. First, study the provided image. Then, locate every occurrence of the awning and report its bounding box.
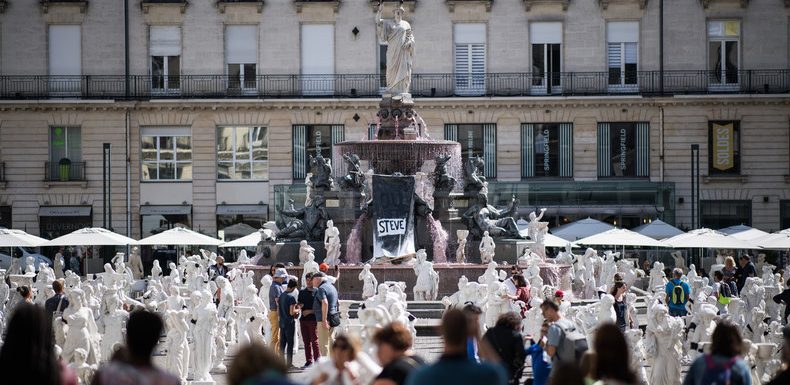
[39,206,92,217]
[216,204,268,216]
[140,205,192,216]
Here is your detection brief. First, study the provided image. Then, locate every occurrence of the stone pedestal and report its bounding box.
[376,94,417,139]
[256,241,326,266]
[464,238,533,265]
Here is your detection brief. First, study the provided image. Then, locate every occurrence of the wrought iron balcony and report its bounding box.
[44,161,86,183]
[0,70,788,100]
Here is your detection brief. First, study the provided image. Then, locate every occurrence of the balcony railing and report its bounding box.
[1,70,789,100]
[44,161,86,182]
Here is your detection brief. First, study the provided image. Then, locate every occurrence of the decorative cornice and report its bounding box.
[294,0,340,14]
[370,0,416,12]
[599,0,646,10]
[141,0,188,14]
[446,0,492,13]
[217,0,263,13]
[41,1,88,14]
[523,0,569,11]
[700,0,748,9]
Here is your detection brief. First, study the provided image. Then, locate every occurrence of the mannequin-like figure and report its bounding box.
[298,240,316,266]
[99,293,129,362]
[191,291,218,383]
[455,229,469,264]
[324,219,342,266]
[413,250,439,301]
[479,231,495,264]
[164,309,190,384]
[358,264,378,300]
[302,251,320,288]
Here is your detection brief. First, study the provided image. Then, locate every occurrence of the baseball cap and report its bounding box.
[312,271,326,279]
[274,268,288,278]
[319,263,329,272]
[554,290,564,298]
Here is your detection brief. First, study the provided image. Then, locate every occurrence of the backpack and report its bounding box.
[671,282,686,305]
[555,321,589,364]
[700,354,744,385]
[718,283,733,305]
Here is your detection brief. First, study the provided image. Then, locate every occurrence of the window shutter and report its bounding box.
[49,25,81,76]
[454,44,469,87]
[608,43,622,69]
[331,125,345,144]
[226,25,257,64]
[530,22,562,44]
[559,123,573,177]
[483,124,497,178]
[444,124,458,142]
[471,43,486,87]
[293,125,307,180]
[636,122,650,177]
[150,26,181,56]
[624,43,638,64]
[521,124,534,178]
[301,24,334,75]
[597,123,611,177]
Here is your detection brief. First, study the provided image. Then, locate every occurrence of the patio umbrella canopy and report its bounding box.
[0,229,48,247]
[44,227,136,246]
[220,222,258,240]
[758,232,790,249]
[632,219,684,240]
[516,219,577,248]
[550,217,615,241]
[662,228,761,250]
[718,224,770,241]
[220,229,272,248]
[575,228,668,248]
[137,226,223,246]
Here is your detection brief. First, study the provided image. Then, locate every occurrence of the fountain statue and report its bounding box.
[455,229,469,263]
[309,153,334,193]
[463,193,522,239]
[339,153,366,194]
[324,219,342,266]
[478,231,496,264]
[527,208,548,258]
[413,249,439,300]
[375,1,414,98]
[434,154,457,193]
[277,195,329,241]
[359,264,379,300]
[463,156,487,196]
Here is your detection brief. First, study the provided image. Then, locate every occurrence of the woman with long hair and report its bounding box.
[0,303,77,385]
[610,282,633,332]
[503,275,531,315]
[307,334,380,385]
[722,257,739,295]
[682,322,751,385]
[592,323,638,385]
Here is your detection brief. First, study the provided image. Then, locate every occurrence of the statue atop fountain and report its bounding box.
[464,156,488,196]
[276,195,329,241]
[434,154,456,193]
[376,1,414,99]
[339,153,366,194]
[463,193,523,239]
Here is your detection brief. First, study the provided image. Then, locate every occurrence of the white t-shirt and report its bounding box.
[503,278,517,296]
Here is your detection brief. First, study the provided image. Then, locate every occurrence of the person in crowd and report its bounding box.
[712,270,731,315]
[68,250,81,276]
[319,263,341,285]
[502,275,530,316]
[0,303,78,385]
[592,323,638,385]
[554,290,570,314]
[462,303,483,362]
[665,268,691,317]
[610,282,633,332]
[208,255,228,281]
[307,334,380,385]
[45,279,70,324]
[541,299,583,369]
[313,271,340,357]
[278,278,300,368]
[503,267,521,296]
[736,255,756,294]
[269,267,289,352]
[372,322,425,385]
[227,342,301,385]
[722,256,738,294]
[548,362,586,385]
[91,310,180,385]
[766,325,790,385]
[18,285,33,304]
[299,271,321,368]
[405,309,507,385]
[682,322,751,385]
[482,312,527,385]
[526,321,552,385]
[269,263,286,277]
[772,279,790,324]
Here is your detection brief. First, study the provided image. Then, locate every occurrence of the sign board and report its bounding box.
[371,175,415,258]
[712,122,735,171]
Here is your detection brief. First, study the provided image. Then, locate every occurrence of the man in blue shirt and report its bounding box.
[406,309,507,385]
[665,268,691,317]
[269,267,288,352]
[526,321,552,385]
[312,271,339,357]
[278,278,300,368]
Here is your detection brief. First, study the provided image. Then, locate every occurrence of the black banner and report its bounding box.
[372,175,415,258]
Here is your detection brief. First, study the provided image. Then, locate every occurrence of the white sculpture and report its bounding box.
[671,251,686,271]
[191,291,218,383]
[302,251,320,288]
[248,312,267,346]
[128,246,144,280]
[649,261,667,293]
[599,251,619,291]
[62,289,100,365]
[527,208,548,258]
[165,309,190,384]
[412,249,439,301]
[99,293,129,362]
[24,256,35,275]
[688,304,717,362]
[54,254,66,279]
[479,231,495,264]
[358,264,378,300]
[305,172,313,207]
[478,261,504,287]
[237,249,251,265]
[522,297,545,339]
[375,2,415,96]
[441,275,470,308]
[69,348,97,385]
[0,270,8,315]
[298,240,316,266]
[150,260,163,281]
[455,229,469,264]
[645,303,684,385]
[213,317,228,373]
[625,329,649,385]
[324,219,342,266]
[483,281,510,328]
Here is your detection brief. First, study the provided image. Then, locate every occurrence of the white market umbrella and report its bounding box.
[632,219,684,240]
[220,222,258,240]
[0,229,48,247]
[516,219,576,248]
[137,226,223,246]
[718,224,770,241]
[550,217,615,241]
[758,232,790,249]
[576,228,668,248]
[45,227,137,246]
[220,229,274,248]
[663,228,761,250]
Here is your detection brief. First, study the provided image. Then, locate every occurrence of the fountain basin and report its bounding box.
[333,140,462,180]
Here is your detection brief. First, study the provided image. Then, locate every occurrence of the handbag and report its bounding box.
[327,311,341,328]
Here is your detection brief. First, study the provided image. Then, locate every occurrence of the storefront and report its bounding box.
[38,206,92,239]
[216,204,268,242]
[140,205,192,273]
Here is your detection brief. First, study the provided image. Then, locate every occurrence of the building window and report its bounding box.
[50,126,82,166]
[0,206,11,229]
[454,23,486,95]
[597,122,650,178]
[700,200,751,229]
[530,22,562,95]
[226,25,257,92]
[141,127,192,181]
[708,20,740,87]
[445,124,496,178]
[48,25,81,95]
[607,21,638,90]
[781,200,790,230]
[217,126,268,180]
[301,24,335,95]
[522,123,573,178]
[292,124,344,180]
[150,26,181,93]
[708,121,740,176]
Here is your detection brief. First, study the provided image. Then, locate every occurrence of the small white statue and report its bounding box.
[99,293,129,362]
[441,275,470,308]
[597,294,617,325]
[24,256,35,275]
[164,309,190,384]
[128,246,144,280]
[191,291,218,383]
[649,261,667,293]
[625,329,649,385]
[478,261,504,287]
[479,231,495,264]
[483,281,510,328]
[527,208,548,258]
[412,249,439,301]
[688,304,717,361]
[69,348,97,385]
[302,251,320,288]
[358,264,378,300]
[62,289,100,365]
[324,219,342,266]
[305,172,314,207]
[645,303,684,385]
[599,251,619,291]
[237,249,251,265]
[671,251,686,271]
[248,312,267,346]
[54,253,66,279]
[299,240,316,266]
[455,229,469,264]
[213,317,228,373]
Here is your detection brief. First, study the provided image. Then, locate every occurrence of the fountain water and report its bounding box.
[426,213,448,263]
[345,215,367,265]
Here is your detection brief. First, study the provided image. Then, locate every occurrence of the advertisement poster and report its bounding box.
[371,175,415,258]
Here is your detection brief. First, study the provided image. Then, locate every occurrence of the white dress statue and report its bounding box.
[375,3,414,96]
[479,231,495,264]
[62,289,100,365]
[412,249,439,301]
[128,246,144,280]
[441,275,470,308]
[625,329,649,385]
[237,249,251,265]
[151,260,163,281]
[649,261,667,293]
[69,348,97,385]
[688,304,718,362]
[324,219,342,266]
[358,264,378,300]
[191,291,218,383]
[527,208,548,258]
[248,312,267,346]
[165,309,190,384]
[455,229,469,264]
[99,293,129,362]
[54,254,66,279]
[299,240,316,266]
[213,317,228,372]
[24,256,35,275]
[645,304,684,385]
[302,252,320,288]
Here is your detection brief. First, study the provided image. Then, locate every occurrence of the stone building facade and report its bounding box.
[0,0,788,250]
